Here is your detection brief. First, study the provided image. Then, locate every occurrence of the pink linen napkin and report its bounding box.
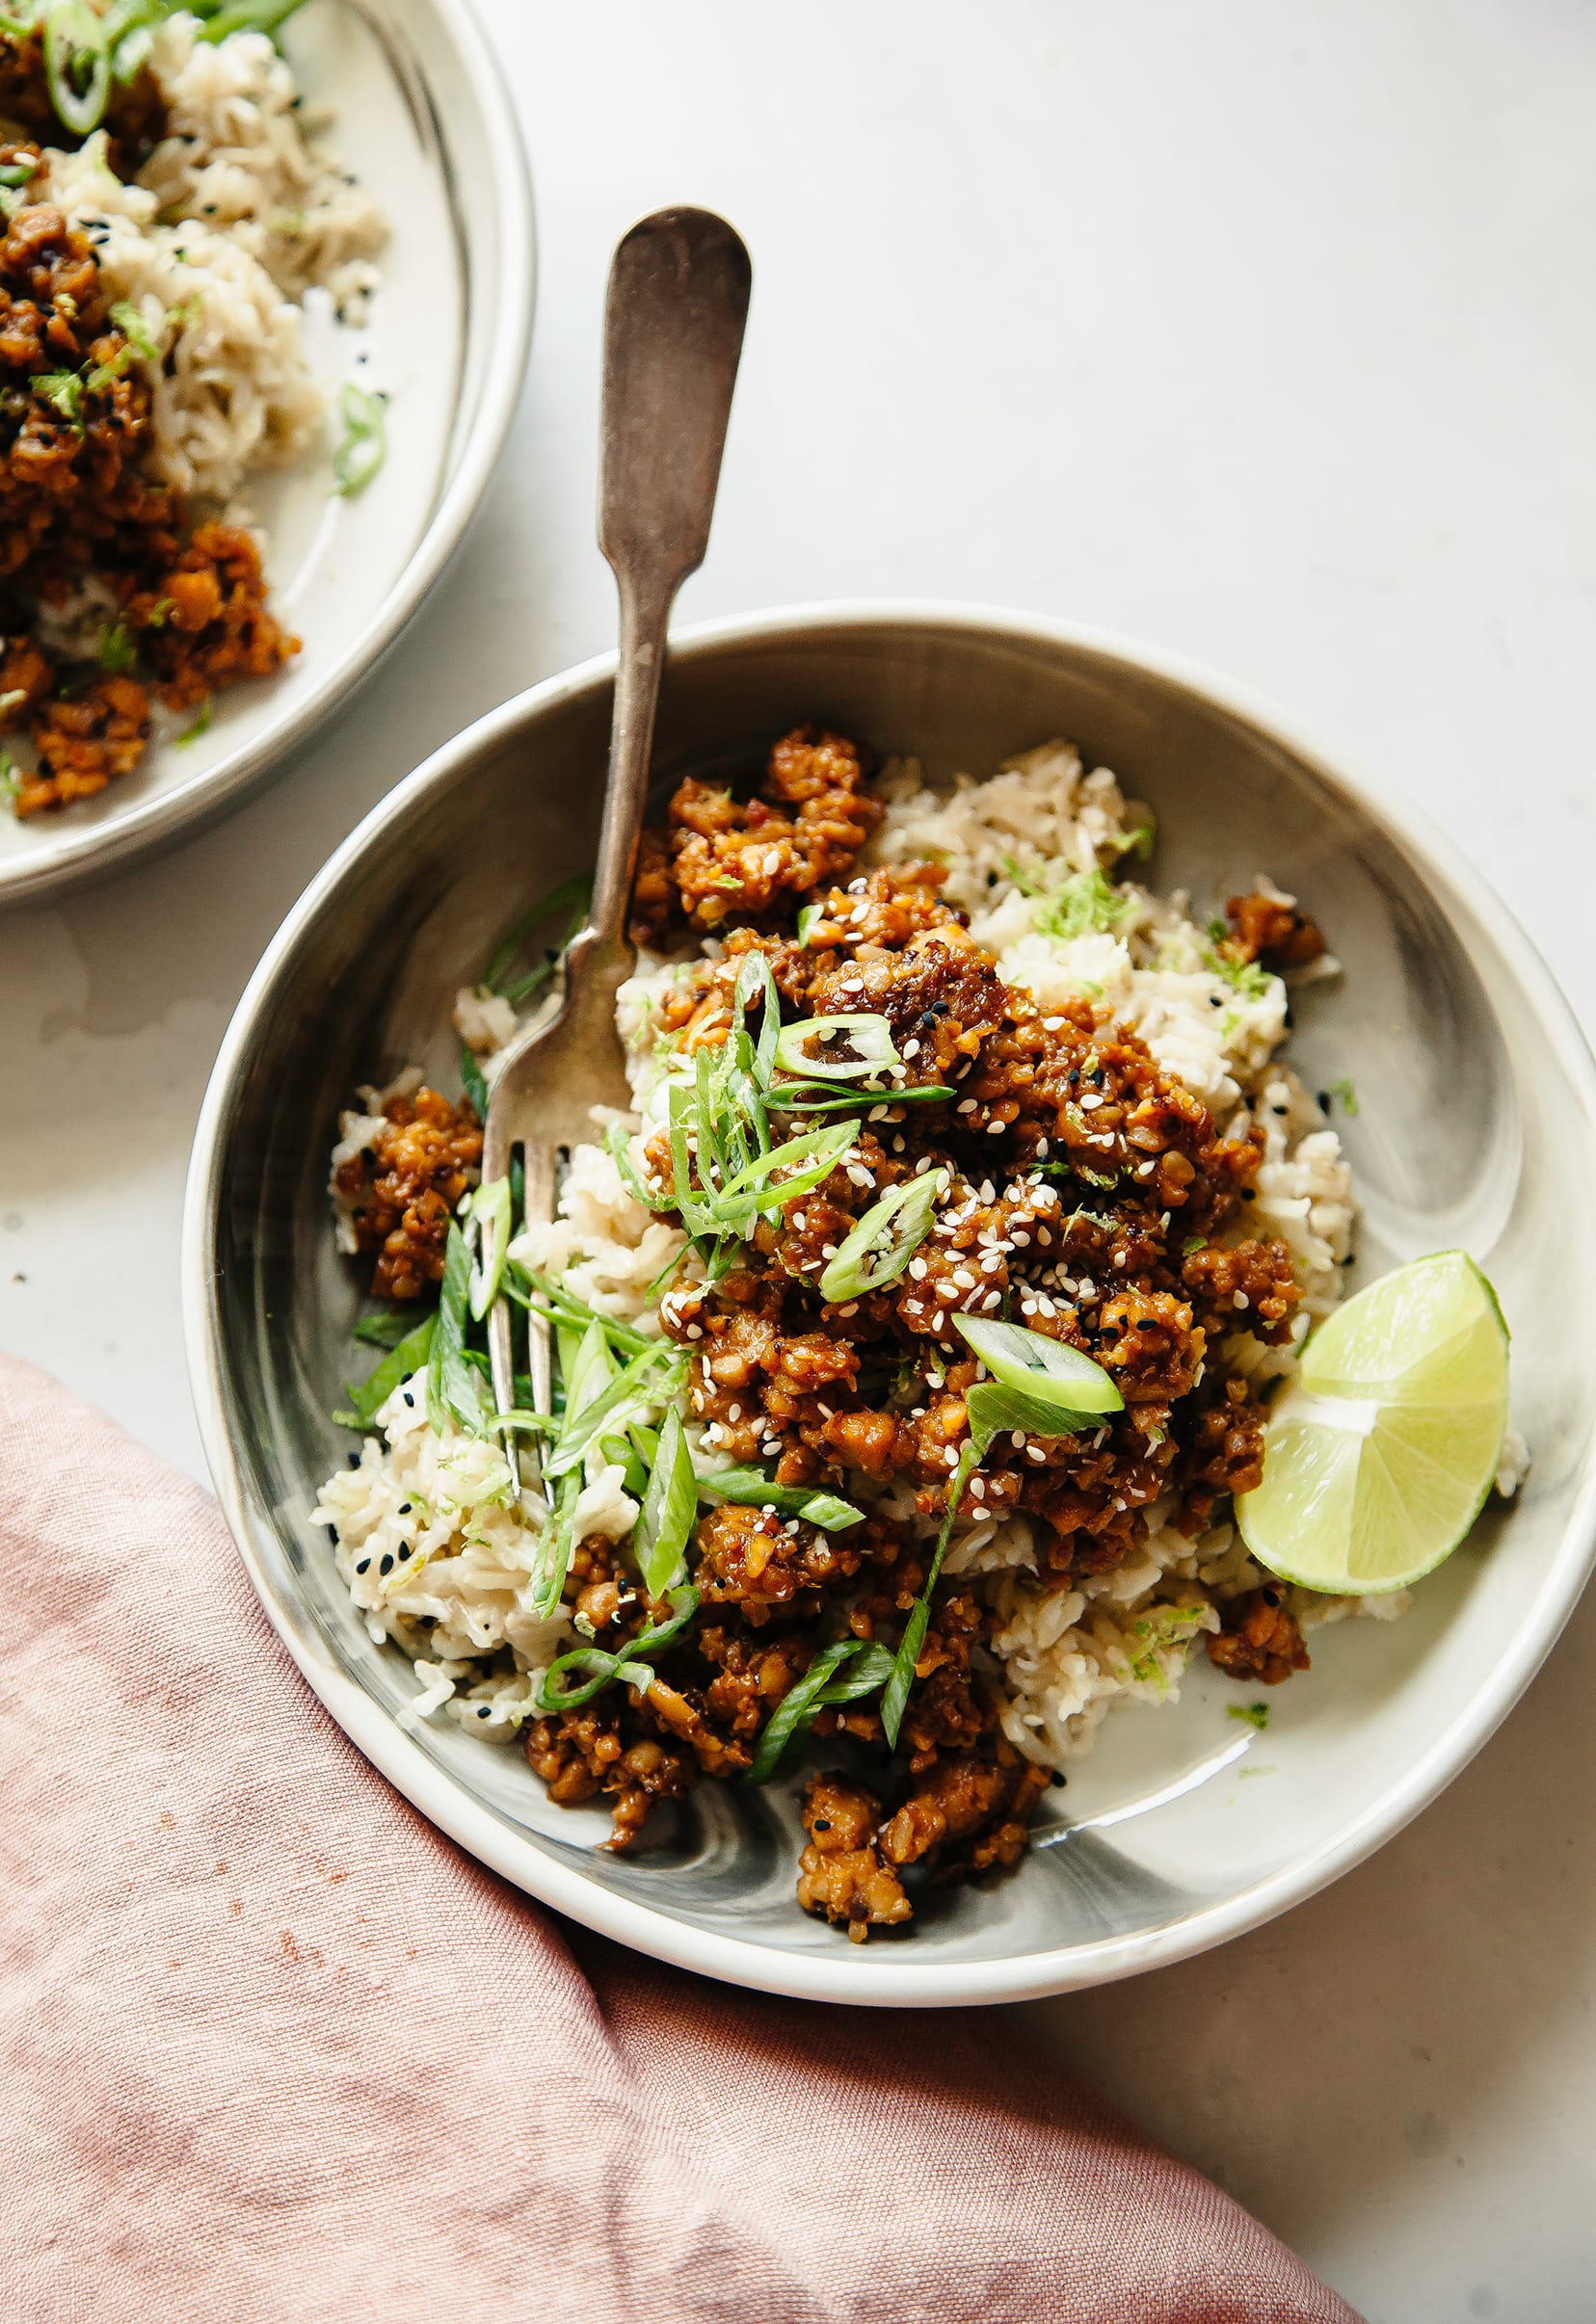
[0,1354,1360,2324]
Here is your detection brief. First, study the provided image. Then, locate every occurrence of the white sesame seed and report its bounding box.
[1077,1279,1096,1299]
[837,1302,860,1316]
[902,1040,920,1061]
[982,1289,1002,1310]
[979,1179,996,1202]
[1080,1094,1104,1113]
[969,1476,986,1498]
[957,1098,977,1115]
[820,1244,838,1259]
[727,1404,741,1422]
[686,1324,703,1340]
[1011,1229,1030,1247]
[1234,1290,1250,1309]
[1025,1444,1047,1463]
[951,1269,977,1291]
[909,1256,928,1280]
[986,1121,1005,1136]
[1043,1016,1065,1031]
[1021,1298,1038,1315]
[1036,1138,1050,1159]
[980,1251,1002,1274]
[932,1312,948,1335]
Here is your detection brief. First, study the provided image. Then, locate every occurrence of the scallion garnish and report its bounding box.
[43,0,110,137]
[878,1376,1102,1748]
[109,297,163,362]
[98,620,136,674]
[952,1313,1122,1414]
[772,1012,899,1082]
[818,1167,946,1303]
[425,1219,484,1436]
[484,871,592,999]
[745,1638,897,1783]
[534,1583,701,1711]
[175,699,213,746]
[541,1335,681,1482]
[352,1303,429,1351]
[465,1174,512,1322]
[333,1311,437,1431]
[31,367,83,426]
[633,1405,697,1595]
[331,380,386,497]
[695,1467,864,1530]
[795,902,825,946]
[460,1043,489,1118]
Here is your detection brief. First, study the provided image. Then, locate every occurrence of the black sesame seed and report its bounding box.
[402,1390,414,1407]
[477,1705,492,1718]
[398,1502,412,1514]
[398,1544,412,1561]
[379,1553,394,1574]
[346,1451,360,1466]
[327,1524,338,1544]
[355,1558,369,1574]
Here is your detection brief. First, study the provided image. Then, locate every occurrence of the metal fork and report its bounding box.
[483,206,751,1478]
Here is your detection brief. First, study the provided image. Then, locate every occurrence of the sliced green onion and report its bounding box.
[460,1043,488,1118]
[466,1174,512,1322]
[543,1340,679,1480]
[0,159,33,189]
[531,1466,583,1620]
[332,381,386,497]
[952,1313,1122,1414]
[32,367,84,426]
[484,870,592,996]
[425,1219,483,1436]
[879,1370,1104,1747]
[795,903,824,946]
[195,0,307,42]
[506,1266,658,1359]
[44,0,111,136]
[97,620,136,673]
[109,297,163,362]
[745,1638,896,1783]
[334,1311,437,1431]
[773,1012,899,1082]
[964,1379,1099,1446]
[695,1467,864,1530]
[633,1405,697,1595]
[818,1167,945,1303]
[176,699,213,746]
[878,1439,979,1749]
[533,1582,701,1710]
[765,1080,955,1117]
[736,951,782,1089]
[352,1303,429,1352]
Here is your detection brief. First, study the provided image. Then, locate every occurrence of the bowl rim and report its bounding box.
[0,0,537,911]
[182,596,1596,2007]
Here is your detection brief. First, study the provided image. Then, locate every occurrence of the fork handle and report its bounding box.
[581,207,752,973]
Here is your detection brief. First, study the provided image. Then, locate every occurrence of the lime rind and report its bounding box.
[1237,1250,1509,1596]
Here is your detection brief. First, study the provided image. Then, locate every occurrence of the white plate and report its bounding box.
[0,0,533,909]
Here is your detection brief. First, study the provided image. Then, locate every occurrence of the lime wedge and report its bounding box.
[1236,1251,1509,1595]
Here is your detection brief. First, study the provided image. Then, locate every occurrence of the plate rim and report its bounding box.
[0,0,536,911]
[182,596,1596,2006]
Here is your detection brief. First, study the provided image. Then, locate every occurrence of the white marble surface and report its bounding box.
[2,2,1591,2313]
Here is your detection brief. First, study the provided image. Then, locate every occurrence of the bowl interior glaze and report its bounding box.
[188,607,1596,2005]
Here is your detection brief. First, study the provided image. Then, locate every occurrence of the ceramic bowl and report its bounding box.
[0,0,534,908]
[183,603,1596,2006]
